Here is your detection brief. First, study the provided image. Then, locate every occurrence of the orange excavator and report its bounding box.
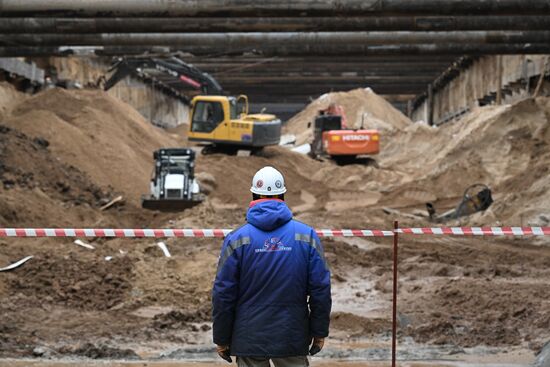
[309,104,380,165]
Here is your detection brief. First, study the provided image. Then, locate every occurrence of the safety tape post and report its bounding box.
[391,221,399,367]
[0,227,549,238]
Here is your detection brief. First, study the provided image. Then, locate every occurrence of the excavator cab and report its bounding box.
[309,105,380,164]
[187,95,281,154]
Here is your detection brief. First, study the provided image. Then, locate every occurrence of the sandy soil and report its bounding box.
[284,88,412,146]
[0,85,549,364]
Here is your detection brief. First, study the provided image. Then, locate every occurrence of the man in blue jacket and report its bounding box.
[212,166,332,367]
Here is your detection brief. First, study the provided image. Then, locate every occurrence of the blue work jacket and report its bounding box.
[212,199,331,357]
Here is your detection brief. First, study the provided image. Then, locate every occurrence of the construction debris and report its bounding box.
[99,195,124,211]
[0,256,33,272]
[156,242,171,258]
[427,184,493,222]
[73,240,95,250]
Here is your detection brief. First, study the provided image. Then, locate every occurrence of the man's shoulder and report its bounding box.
[290,219,316,234]
[226,223,253,240]
[226,220,315,240]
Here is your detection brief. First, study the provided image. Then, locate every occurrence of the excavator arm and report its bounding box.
[104,56,223,103]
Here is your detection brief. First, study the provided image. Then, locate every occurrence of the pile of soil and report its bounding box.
[0,82,27,120]
[379,98,550,226]
[0,124,113,227]
[285,88,412,145]
[3,88,184,204]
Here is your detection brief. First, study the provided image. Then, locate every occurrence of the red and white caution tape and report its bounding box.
[396,227,550,236]
[0,228,232,238]
[0,227,549,238]
[0,228,393,238]
[316,229,394,237]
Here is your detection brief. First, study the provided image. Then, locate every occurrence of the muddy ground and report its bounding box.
[0,87,549,365]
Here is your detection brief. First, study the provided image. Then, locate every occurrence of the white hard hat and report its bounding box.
[250,166,287,195]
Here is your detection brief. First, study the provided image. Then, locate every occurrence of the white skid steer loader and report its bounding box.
[142,148,204,211]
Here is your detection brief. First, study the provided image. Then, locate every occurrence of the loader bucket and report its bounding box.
[141,197,203,212]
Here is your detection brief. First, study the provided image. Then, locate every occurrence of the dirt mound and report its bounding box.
[285,88,412,145]
[0,123,165,228]
[377,98,550,226]
[0,124,109,227]
[196,147,325,206]
[3,88,183,204]
[0,82,27,120]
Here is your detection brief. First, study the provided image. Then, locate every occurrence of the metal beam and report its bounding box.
[188,55,460,63]
[249,95,413,104]
[224,89,429,97]
[217,76,434,83]
[2,16,550,33]
[227,83,430,90]
[194,63,452,74]
[230,83,428,89]
[209,71,445,80]
[195,63,450,70]
[0,0,548,16]
[2,44,550,58]
[3,31,550,47]
[233,86,427,94]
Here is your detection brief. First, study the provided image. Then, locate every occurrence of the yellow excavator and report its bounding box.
[104,56,281,155]
[187,94,281,155]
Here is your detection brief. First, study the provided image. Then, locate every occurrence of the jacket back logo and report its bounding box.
[255,237,292,253]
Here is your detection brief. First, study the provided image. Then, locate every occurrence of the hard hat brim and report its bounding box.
[250,187,287,195]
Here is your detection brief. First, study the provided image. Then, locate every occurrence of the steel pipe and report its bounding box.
[190,55,460,62]
[206,70,444,77]
[2,16,550,33]
[2,44,550,57]
[217,76,434,83]
[233,86,427,94]
[200,64,447,71]
[2,31,550,47]
[0,0,548,16]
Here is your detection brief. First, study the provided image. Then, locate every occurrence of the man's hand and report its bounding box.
[216,345,232,363]
[309,337,325,356]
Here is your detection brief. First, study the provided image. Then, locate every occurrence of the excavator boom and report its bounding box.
[104,55,223,103]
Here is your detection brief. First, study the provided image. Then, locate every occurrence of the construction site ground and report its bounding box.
[0,85,549,366]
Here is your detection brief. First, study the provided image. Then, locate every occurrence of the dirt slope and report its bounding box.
[3,88,184,204]
[0,82,27,120]
[379,98,550,226]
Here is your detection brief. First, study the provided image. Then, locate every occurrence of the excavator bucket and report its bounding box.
[426,183,493,222]
[141,196,203,212]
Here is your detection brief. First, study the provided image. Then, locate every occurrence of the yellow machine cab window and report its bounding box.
[229,98,238,120]
[191,101,224,133]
